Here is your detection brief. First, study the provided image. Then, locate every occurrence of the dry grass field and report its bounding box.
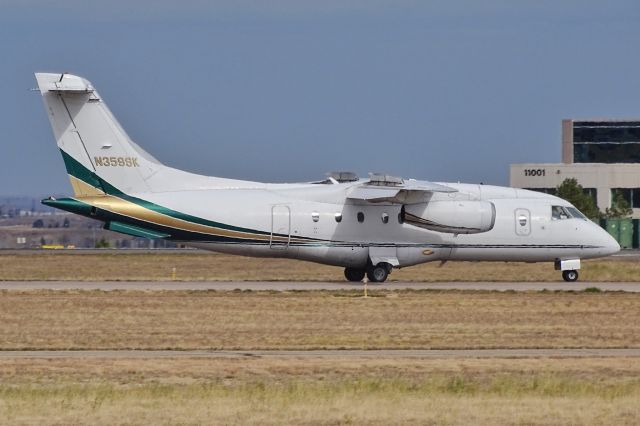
[0,290,638,350]
[1,251,638,425]
[0,356,638,425]
[0,251,639,281]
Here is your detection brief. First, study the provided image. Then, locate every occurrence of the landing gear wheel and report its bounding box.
[366,264,389,283]
[562,270,579,282]
[344,267,366,282]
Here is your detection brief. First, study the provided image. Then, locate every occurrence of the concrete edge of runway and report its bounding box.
[0,348,638,359]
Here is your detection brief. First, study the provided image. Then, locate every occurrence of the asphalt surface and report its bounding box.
[0,281,639,291]
[0,349,638,359]
[6,248,640,256]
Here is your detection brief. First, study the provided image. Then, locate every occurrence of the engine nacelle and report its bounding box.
[403,200,496,234]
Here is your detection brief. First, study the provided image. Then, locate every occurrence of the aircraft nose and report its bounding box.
[598,226,620,256]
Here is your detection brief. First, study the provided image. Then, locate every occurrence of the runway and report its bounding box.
[0,348,638,359]
[0,281,639,291]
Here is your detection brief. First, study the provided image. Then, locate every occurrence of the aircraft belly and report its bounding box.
[297,246,369,268]
[396,246,450,267]
[449,247,562,262]
[189,242,299,259]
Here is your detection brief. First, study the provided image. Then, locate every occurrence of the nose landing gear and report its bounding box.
[562,270,579,282]
[555,259,581,282]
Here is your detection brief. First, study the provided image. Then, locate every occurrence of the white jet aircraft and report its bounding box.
[34,73,620,283]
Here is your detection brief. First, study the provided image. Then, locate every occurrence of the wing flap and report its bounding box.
[347,177,457,203]
[347,187,400,201]
[401,180,458,193]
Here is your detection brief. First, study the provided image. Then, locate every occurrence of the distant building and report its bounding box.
[510,119,640,218]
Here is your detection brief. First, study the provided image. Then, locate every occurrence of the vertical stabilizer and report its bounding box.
[35,73,162,196]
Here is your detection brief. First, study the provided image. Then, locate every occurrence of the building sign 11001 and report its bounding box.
[524,169,545,177]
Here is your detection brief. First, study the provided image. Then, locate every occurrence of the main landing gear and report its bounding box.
[366,263,390,283]
[344,267,366,282]
[344,263,392,283]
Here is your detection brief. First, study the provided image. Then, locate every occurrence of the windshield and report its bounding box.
[566,207,587,219]
[552,205,588,220]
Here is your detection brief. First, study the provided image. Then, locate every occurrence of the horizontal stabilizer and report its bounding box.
[42,74,94,93]
[104,221,170,239]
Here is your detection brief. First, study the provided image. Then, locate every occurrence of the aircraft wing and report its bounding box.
[347,175,457,203]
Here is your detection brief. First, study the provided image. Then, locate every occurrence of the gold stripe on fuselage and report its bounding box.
[76,194,296,243]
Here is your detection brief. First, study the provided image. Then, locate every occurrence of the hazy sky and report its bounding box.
[1,1,639,196]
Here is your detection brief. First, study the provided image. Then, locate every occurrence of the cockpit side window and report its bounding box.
[551,205,571,220]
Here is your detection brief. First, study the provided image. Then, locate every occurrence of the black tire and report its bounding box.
[366,264,389,283]
[562,270,579,282]
[344,267,366,282]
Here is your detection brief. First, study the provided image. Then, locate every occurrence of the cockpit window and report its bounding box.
[566,207,587,220]
[551,205,571,220]
[552,205,588,220]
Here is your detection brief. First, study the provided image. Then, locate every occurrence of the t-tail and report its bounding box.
[35,73,168,197]
[35,72,259,214]
[35,72,259,238]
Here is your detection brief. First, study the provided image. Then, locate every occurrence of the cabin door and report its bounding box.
[270,205,291,249]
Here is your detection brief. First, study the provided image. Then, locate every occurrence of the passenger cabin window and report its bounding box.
[381,213,389,224]
[334,213,342,223]
[357,212,365,223]
[518,215,528,227]
[311,212,320,222]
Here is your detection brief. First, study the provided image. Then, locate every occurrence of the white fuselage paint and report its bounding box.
[135,182,619,269]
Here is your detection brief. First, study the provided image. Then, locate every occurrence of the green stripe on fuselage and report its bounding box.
[56,149,301,239]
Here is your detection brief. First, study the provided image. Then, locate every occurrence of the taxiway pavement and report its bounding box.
[0,281,639,291]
